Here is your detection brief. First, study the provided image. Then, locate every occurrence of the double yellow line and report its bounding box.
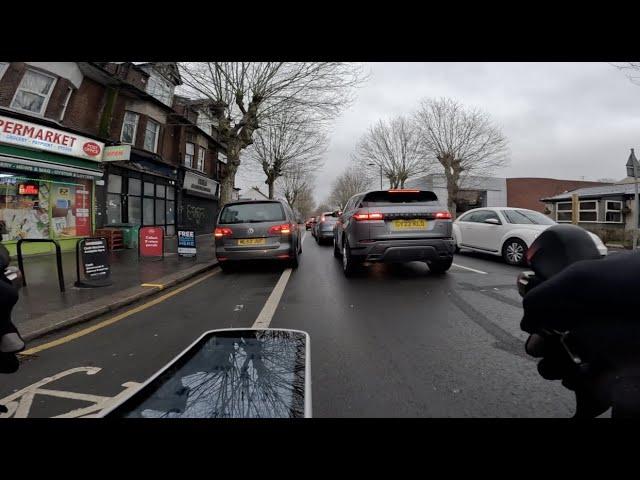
[21,269,221,356]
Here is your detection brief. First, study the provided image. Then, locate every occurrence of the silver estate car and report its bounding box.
[214,199,302,272]
[312,211,340,245]
[333,189,455,276]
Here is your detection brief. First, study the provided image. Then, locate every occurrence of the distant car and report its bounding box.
[214,199,302,272]
[333,189,455,276]
[305,217,317,230]
[452,207,608,266]
[313,211,340,245]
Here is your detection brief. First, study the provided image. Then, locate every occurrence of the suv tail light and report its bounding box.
[435,211,452,219]
[214,227,233,237]
[269,223,294,234]
[353,211,384,221]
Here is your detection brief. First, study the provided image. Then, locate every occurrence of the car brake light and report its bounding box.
[320,215,326,222]
[435,211,452,219]
[214,227,233,237]
[353,211,384,221]
[269,223,294,234]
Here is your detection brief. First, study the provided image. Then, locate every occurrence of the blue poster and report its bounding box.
[177,229,196,256]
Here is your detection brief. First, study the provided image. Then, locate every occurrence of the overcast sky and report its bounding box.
[237,62,640,203]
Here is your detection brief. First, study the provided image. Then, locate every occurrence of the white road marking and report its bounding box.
[252,268,293,329]
[452,263,488,274]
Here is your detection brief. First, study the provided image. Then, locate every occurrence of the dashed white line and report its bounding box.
[452,263,488,274]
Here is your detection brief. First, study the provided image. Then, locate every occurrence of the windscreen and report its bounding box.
[361,190,439,206]
[321,212,339,222]
[107,330,307,419]
[219,202,285,224]
[502,209,556,225]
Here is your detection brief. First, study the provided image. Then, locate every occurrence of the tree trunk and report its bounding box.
[219,147,240,207]
[446,170,460,219]
[267,179,275,199]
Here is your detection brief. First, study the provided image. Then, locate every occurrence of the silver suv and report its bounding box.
[333,189,455,276]
[214,200,302,272]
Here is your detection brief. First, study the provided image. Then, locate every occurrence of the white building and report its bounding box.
[405,174,507,213]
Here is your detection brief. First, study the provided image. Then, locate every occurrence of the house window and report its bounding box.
[10,69,57,115]
[605,200,623,223]
[121,111,139,144]
[556,202,572,222]
[197,147,206,172]
[579,201,598,222]
[146,72,174,107]
[0,62,9,80]
[185,142,195,168]
[144,119,160,153]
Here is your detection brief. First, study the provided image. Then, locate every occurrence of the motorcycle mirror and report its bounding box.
[101,328,311,418]
[526,224,602,280]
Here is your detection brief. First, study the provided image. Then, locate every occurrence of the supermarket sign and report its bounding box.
[0,115,104,161]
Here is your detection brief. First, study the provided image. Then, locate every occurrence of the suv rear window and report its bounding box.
[219,202,285,224]
[361,190,439,206]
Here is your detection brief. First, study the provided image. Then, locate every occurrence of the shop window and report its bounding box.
[144,119,160,153]
[167,186,175,200]
[156,185,166,198]
[144,181,155,196]
[143,197,154,225]
[605,200,623,223]
[108,174,122,194]
[107,194,122,224]
[129,178,141,196]
[128,196,141,225]
[556,202,572,223]
[155,199,165,225]
[185,143,194,168]
[166,200,175,225]
[121,111,139,145]
[10,69,57,115]
[166,225,175,236]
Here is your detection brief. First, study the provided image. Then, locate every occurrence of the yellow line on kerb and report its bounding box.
[21,269,221,356]
[141,283,164,289]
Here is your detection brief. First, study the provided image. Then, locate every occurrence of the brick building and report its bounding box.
[0,61,227,257]
[506,177,611,213]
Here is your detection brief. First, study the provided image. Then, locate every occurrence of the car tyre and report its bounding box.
[342,240,359,277]
[502,238,528,266]
[333,236,342,258]
[219,261,235,273]
[427,256,453,274]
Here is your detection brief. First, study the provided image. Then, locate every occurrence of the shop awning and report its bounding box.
[0,144,103,179]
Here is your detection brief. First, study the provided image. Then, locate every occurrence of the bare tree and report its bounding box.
[328,165,374,210]
[246,108,327,199]
[277,165,315,216]
[352,115,430,188]
[177,62,367,206]
[414,98,510,218]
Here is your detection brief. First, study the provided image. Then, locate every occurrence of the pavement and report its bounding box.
[10,234,218,341]
[0,230,579,418]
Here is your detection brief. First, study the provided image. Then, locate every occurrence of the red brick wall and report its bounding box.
[507,178,613,212]
[60,77,106,135]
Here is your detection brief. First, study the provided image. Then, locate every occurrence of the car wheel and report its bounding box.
[502,238,528,266]
[288,249,299,269]
[342,240,359,277]
[315,234,320,244]
[219,261,235,273]
[333,236,342,258]
[427,256,453,274]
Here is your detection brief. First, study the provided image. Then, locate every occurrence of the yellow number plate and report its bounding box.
[391,219,427,230]
[238,238,266,246]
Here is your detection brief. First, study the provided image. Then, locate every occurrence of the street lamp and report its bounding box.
[626,148,640,249]
[367,163,383,190]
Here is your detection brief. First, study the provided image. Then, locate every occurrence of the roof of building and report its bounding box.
[542,183,640,201]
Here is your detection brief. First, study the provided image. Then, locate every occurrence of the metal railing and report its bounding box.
[16,239,65,293]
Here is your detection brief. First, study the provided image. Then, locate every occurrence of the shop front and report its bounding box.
[179,170,219,235]
[101,151,178,239]
[0,115,104,256]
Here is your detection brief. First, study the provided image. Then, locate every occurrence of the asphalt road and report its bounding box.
[0,231,575,418]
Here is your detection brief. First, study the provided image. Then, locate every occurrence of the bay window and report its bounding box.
[197,147,205,172]
[556,202,572,222]
[579,201,598,222]
[11,69,57,115]
[121,111,140,144]
[605,200,623,223]
[144,119,160,153]
[185,142,194,168]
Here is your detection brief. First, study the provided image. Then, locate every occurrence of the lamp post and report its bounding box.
[367,163,383,190]
[626,148,640,249]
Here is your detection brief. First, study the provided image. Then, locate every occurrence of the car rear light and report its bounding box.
[277,254,290,259]
[217,256,228,261]
[435,211,452,219]
[214,227,233,237]
[320,215,326,222]
[269,223,294,234]
[353,211,384,221]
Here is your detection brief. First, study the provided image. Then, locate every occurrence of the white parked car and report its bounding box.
[452,207,608,265]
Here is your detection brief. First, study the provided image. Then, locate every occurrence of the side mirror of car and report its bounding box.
[484,218,501,225]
